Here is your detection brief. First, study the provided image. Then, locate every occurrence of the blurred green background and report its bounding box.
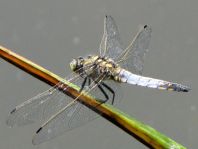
[0,0,197,148]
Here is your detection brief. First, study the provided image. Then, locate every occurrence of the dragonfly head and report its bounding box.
[70,59,78,72]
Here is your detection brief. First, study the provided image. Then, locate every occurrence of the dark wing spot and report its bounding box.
[36,127,43,134]
[144,25,148,29]
[10,108,16,114]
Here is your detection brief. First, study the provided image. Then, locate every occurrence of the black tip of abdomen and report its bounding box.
[172,83,191,92]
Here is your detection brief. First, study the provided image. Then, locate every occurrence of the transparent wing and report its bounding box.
[6,74,81,127]
[32,74,107,145]
[6,64,94,127]
[118,25,152,74]
[32,102,95,145]
[99,15,124,60]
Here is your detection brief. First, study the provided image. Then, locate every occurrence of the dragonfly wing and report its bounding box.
[32,75,107,145]
[6,74,80,127]
[119,25,152,74]
[6,63,97,127]
[32,101,100,145]
[6,85,67,127]
[100,15,124,60]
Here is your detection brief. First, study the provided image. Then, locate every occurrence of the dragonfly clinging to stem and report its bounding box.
[6,15,190,145]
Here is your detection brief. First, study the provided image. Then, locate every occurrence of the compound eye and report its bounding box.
[70,59,77,71]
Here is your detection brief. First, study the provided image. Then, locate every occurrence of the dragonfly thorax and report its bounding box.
[70,55,121,80]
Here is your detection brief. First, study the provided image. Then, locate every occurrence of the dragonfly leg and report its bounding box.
[101,82,115,105]
[97,84,109,104]
[79,77,87,92]
[89,78,110,104]
[88,77,91,86]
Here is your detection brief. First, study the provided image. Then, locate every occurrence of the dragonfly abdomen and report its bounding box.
[118,69,190,92]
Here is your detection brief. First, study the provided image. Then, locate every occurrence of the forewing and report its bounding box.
[100,15,124,60]
[6,73,81,127]
[6,64,95,127]
[118,25,152,74]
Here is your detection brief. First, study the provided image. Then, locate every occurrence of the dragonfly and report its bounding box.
[6,15,190,145]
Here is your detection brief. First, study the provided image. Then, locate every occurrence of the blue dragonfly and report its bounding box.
[7,15,190,145]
